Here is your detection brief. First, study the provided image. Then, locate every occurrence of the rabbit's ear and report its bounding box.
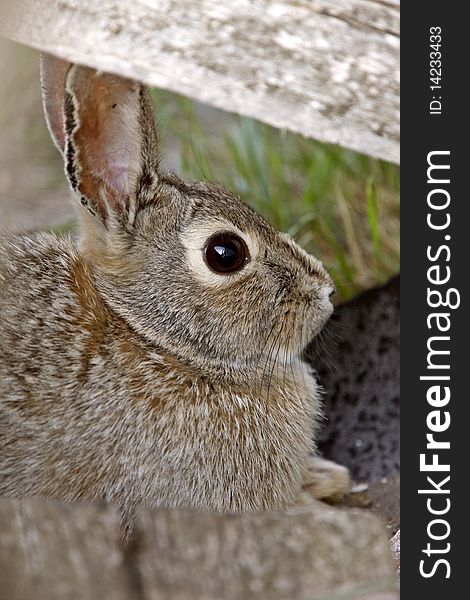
[63,65,159,227]
[40,53,72,154]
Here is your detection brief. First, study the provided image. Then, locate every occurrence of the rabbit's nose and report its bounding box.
[316,276,336,304]
[318,270,335,292]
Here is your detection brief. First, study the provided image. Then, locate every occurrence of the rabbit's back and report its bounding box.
[0,232,93,393]
[0,232,166,501]
[0,232,109,497]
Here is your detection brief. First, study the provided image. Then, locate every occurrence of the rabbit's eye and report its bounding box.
[204,232,249,274]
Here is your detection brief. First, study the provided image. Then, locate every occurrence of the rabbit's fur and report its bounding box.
[0,55,337,516]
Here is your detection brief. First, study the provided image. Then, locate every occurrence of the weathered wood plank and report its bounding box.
[0,500,136,600]
[136,504,398,600]
[0,0,399,163]
[0,497,398,600]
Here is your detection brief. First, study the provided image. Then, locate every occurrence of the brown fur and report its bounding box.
[0,55,342,517]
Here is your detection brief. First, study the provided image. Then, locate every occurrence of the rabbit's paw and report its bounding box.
[300,456,350,503]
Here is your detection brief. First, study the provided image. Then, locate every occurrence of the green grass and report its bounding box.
[154,90,400,301]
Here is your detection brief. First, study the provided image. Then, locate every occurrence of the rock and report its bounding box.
[307,276,400,483]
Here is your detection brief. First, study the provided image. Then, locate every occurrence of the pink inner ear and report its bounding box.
[104,146,133,196]
[97,98,143,207]
[65,65,146,220]
[110,164,132,196]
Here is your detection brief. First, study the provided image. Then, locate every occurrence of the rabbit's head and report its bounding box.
[41,55,334,376]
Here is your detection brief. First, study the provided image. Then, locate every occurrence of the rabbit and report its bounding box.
[0,53,348,522]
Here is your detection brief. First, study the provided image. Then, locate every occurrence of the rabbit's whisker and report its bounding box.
[265,318,287,403]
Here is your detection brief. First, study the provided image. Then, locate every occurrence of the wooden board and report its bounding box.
[0,0,400,163]
[0,497,398,600]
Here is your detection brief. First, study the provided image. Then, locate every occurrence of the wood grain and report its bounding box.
[0,0,399,163]
[0,497,398,600]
